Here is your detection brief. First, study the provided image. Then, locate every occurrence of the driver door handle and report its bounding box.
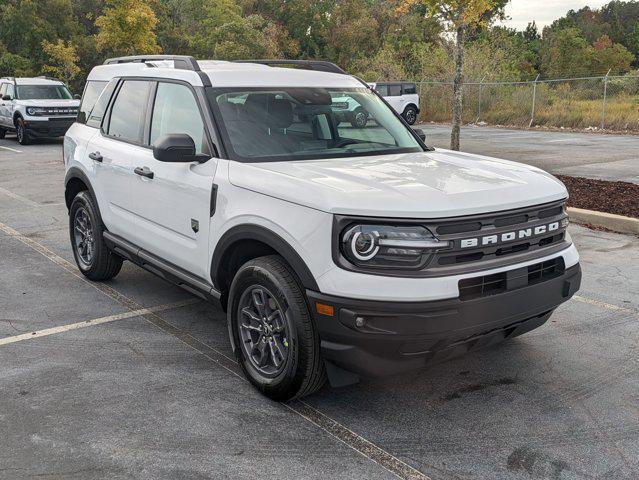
[134,166,154,179]
[89,151,103,162]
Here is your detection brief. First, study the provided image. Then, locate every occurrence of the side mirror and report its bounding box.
[412,127,426,142]
[73,94,81,100]
[152,133,209,163]
[2,94,12,101]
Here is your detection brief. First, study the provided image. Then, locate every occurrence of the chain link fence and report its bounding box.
[416,74,639,131]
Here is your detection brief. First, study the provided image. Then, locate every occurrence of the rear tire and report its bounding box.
[16,118,31,145]
[403,105,418,125]
[228,255,326,401]
[69,191,123,281]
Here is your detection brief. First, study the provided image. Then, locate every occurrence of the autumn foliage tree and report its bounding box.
[41,39,81,85]
[95,0,161,56]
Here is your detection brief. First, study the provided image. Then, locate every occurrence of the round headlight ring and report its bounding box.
[350,230,380,261]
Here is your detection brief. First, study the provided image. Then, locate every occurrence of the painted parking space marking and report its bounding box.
[0,145,22,153]
[0,299,198,346]
[0,217,430,480]
[0,186,41,208]
[574,294,638,317]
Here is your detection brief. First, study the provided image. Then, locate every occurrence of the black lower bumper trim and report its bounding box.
[307,263,581,377]
[25,119,75,138]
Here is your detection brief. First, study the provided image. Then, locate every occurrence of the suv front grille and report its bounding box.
[459,257,565,301]
[424,200,570,275]
[30,107,78,117]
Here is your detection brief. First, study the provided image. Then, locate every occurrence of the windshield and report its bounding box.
[17,84,72,100]
[207,87,422,162]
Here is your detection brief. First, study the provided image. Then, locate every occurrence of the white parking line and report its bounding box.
[0,186,41,208]
[0,145,22,153]
[574,295,638,316]
[0,299,198,346]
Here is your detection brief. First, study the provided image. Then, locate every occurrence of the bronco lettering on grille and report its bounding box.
[460,221,560,249]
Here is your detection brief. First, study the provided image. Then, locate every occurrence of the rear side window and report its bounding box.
[388,84,401,96]
[86,79,118,128]
[403,83,417,95]
[6,84,14,98]
[78,81,107,124]
[375,84,389,96]
[107,80,152,144]
[150,82,208,154]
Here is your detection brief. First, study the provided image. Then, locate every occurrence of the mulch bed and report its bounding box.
[556,175,639,218]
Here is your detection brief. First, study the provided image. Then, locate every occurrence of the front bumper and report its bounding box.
[307,263,581,377]
[24,118,75,138]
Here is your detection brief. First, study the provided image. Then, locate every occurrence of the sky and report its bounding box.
[499,0,610,31]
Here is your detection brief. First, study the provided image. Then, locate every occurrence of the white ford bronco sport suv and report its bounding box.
[0,76,80,144]
[64,56,581,401]
[369,82,420,125]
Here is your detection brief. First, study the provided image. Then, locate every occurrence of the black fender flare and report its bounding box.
[210,224,320,292]
[64,167,104,225]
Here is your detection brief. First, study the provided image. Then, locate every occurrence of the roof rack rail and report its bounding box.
[234,59,347,75]
[103,55,201,72]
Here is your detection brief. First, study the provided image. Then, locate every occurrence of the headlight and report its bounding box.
[340,224,450,270]
[26,107,45,116]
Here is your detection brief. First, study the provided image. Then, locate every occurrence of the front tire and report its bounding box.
[16,118,31,145]
[0,127,6,139]
[350,108,368,128]
[69,191,123,281]
[228,255,325,401]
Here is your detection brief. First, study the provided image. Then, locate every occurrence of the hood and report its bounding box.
[228,149,568,218]
[17,99,80,107]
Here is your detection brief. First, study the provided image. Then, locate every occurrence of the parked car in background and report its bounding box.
[369,82,420,125]
[0,76,80,145]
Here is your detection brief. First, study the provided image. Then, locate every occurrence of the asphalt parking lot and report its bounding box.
[1,136,638,480]
[419,124,639,184]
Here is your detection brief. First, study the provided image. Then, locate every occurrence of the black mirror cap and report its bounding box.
[2,94,11,101]
[152,133,198,163]
[412,128,426,142]
[73,94,81,100]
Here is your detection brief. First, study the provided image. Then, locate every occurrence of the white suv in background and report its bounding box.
[64,56,581,401]
[369,82,420,125]
[0,77,80,144]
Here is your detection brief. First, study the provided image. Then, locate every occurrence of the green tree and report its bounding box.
[400,0,508,150]
[95,0,161,56]
[42,39,81,84]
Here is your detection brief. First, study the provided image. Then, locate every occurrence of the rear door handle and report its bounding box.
[89,151,103,162]
[134,166,154,179]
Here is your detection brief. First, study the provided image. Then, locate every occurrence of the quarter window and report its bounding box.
[150,82,207,154]
[107,80,152,143]
[0,83,6,96]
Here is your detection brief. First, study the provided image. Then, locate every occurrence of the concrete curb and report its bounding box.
[567,207,639,236]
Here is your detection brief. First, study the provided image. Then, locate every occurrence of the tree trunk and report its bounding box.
[451,25,464,151]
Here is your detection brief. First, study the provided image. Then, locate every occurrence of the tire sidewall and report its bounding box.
[16,118,30,145]
[69,191,102,274]
[351,108,368,128]
[228,261,309,397]
[404,106,417,125]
